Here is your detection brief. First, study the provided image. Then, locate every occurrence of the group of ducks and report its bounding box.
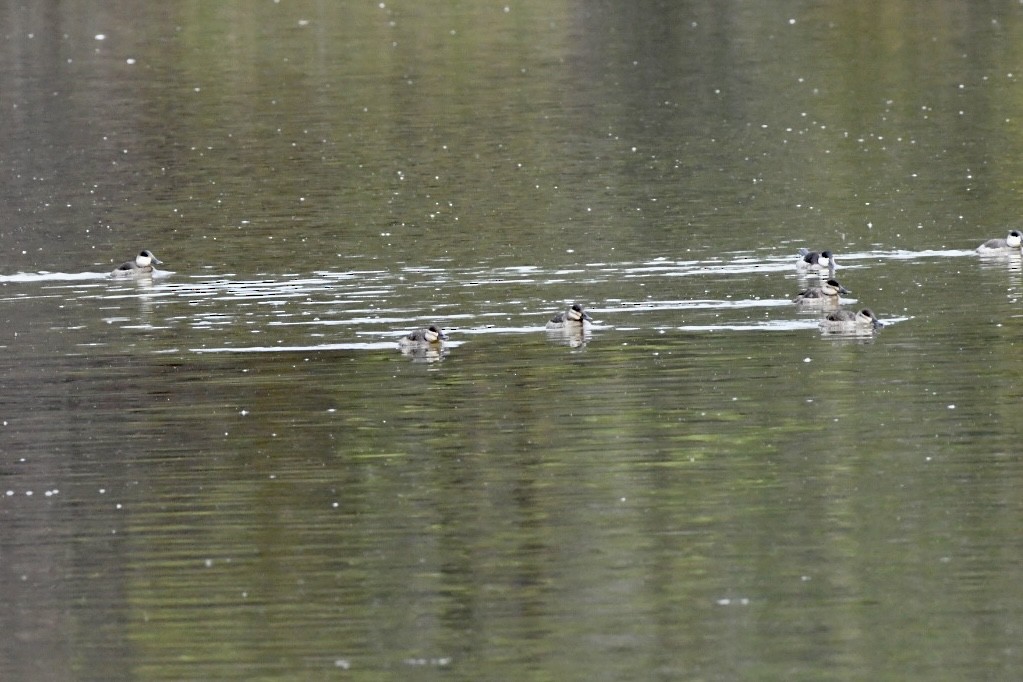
[114,230,1023,350]
[109,248,593,352]
[793,248,882,332]
[793,229,1023,334]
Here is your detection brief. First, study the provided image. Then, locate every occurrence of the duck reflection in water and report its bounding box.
[546,325,591,348]
[398,325,448,362]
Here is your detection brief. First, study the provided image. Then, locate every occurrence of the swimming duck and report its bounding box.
[111,249,162,277]
[797,248,836,272]
[545,303,592,330]
[819,308,882,332]
[976,230,1023,254]
[794,278,850,306]
[398,325,448,349]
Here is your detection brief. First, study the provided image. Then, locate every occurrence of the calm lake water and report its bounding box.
[2,1,1023,680]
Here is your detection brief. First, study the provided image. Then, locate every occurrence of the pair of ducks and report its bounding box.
[795,248,881,331]
[400,304,592,349]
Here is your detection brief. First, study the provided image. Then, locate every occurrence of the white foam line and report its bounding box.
[192,340,465,353]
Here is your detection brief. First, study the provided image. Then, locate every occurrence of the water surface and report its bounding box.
[2,1,1023,680]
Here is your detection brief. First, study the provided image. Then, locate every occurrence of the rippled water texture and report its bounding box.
[2,1,1023,680]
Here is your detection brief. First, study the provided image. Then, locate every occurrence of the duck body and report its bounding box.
[398,325,448,349]
[797,248,836,272]
[794,278,850,306]
[976,230,1023,254]
[819,308,882,332]
[111,250,163,277]
[545,304,592,330]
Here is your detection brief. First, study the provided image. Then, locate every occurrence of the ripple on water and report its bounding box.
[0,249,944,353]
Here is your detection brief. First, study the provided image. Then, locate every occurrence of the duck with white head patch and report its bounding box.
[797,248,836,273]
[794,279,850,307]
[976,230,1023,254]
[819,308,882,333]
[398,325,448,349]
[111,249,163,278]
[545,303,592,330]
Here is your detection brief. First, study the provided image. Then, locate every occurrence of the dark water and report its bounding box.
[3,1,1023,680]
